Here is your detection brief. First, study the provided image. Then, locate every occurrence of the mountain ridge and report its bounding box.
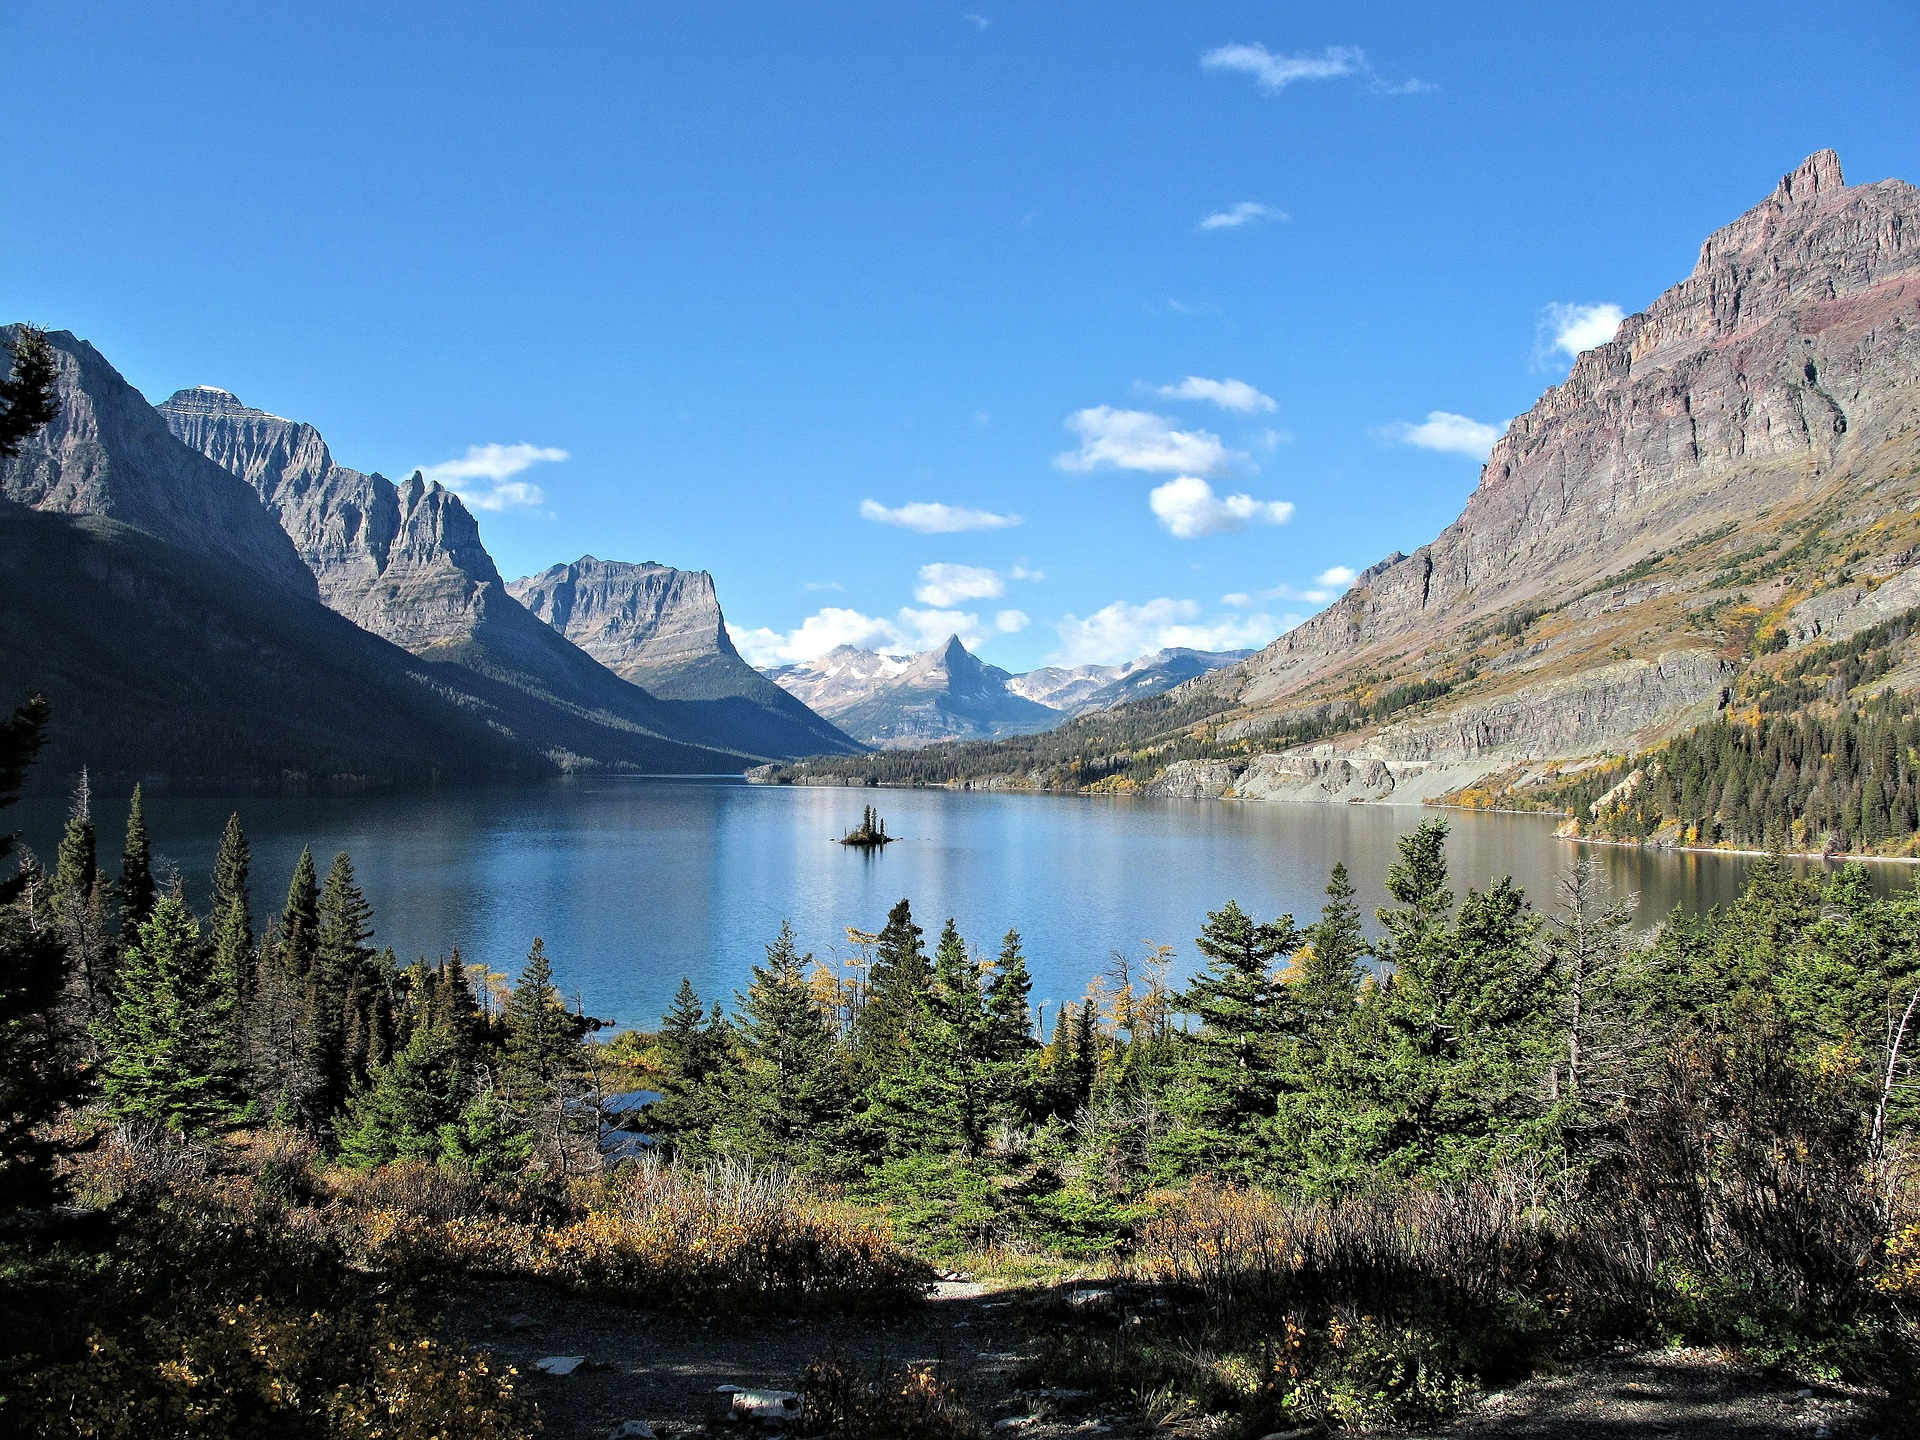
[752,150,1920,801]
[158,385,820,766]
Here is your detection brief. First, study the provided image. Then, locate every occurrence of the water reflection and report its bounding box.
[11,779,1910,1031]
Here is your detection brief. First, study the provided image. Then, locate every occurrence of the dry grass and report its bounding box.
[346,1154,932,1314]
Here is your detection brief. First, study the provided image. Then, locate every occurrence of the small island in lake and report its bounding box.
[839,804,895,848]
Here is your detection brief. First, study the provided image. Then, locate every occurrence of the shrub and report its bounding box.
[797,1353,980,1439]
[351,1155,931,1314]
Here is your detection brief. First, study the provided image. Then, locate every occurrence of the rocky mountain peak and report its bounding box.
[1209,149,1920,722]
[1,331,317,596]
[508,555,733,676]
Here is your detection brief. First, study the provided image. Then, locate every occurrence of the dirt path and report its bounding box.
[444,1286,1882,1440]
[1444,1349,1876,1440]
[442,1278,1121,1439]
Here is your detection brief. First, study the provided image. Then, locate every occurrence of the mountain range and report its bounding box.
[0,335,859,788]
[754,151,1920,805]
[763,639,1250,748]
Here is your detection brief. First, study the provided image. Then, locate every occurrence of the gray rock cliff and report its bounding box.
[1208,150,1920,712]
[509,557,861,756]
[1,332,316,596]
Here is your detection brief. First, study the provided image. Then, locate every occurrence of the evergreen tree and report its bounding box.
[250,850,324,1131]
[49,769,113,1031]
[336,1020,468,1168]
[849,898,929,1088]
[279,846,320,979]
[648,978,734,1155]
[208,814,254,1068]
[720,921,851,1169]
[96,893,239,1136]
[0,695,80,1209]
[1295,862,1366,1042]
[0,326,60,459]
[1162,899,1299,1177]
[1542,862,1641,1135]
[981,929,1037,1122]
[438,1087,535,1180]
[503,938,592,1170]
[117,785,156,950]
[1341,821,1551,1183]
[308,851,379,1116]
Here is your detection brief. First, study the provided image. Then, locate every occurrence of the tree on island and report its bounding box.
[840,805,894,847]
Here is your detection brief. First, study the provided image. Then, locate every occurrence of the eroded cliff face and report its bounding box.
[1212,150,1920,713]
[507,558,734,680]
[157,387,507,650]
[1,333,317,597]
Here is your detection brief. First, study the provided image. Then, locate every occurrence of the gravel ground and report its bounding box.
[442,1277,1127,1439]
[443,1286,1885,1440]
[1443,1348,1878,1440]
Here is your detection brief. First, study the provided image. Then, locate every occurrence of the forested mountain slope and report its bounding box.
[0,505,543,789]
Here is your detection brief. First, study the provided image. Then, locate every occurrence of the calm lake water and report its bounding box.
[10,779,1907,1031]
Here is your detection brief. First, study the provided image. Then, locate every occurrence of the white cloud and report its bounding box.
[859,498,1023,532]
[1202,42,1365,91]
[1154,376,1277,413]
[1056,406,1234,475]
[1198,201,1286,232]
[1051,598,1292,667]
[803,580,846,592]
[1543,302,1625,360]
[732,602,1014,666]
[1149,476,1293,538]
[915,563,1005,606]
[964,12,989,27]
[1225,566,1357,608]
[1389,410,1505,460]
[418,442,567,511]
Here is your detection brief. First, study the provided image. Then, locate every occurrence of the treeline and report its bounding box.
[634,823,1920,1261]
[762,672,1456,794]
[759,687,1237,790]
[1558,693,1920,852]
[1551,610,1920,852]
[21,775,602,1178]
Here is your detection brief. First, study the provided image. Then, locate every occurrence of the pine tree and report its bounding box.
[96,892,239,1136]
[307,851,379,1116]
[720,921,851,1169]
[208,814,254,1069]
[1543,861,1640,1135]
[503,938,591,1170]
[250,850,327,1131]
[648,978,733,1155]
[0,326,59,459]
[1295,862,1366,1041]
[49,769,114,1032]
[336,1020,469,1168]
[117,785,156,950]
[1340,820,1552,1183]
[849,898,929,1087]
[0,695,80,1209]
[981,929,1037,1122]
[1162,899,1299,1177]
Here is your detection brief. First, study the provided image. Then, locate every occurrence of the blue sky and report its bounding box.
[5,3,1916,671]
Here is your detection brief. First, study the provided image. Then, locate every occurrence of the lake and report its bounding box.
[9,779,1904,1031]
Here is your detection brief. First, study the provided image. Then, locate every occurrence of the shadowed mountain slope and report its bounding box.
[157,385,777,768]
